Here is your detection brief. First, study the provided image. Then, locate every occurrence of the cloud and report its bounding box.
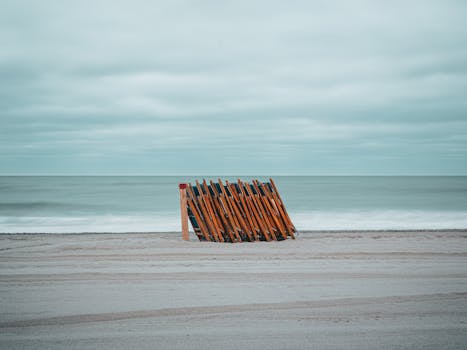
[1,0,467,174]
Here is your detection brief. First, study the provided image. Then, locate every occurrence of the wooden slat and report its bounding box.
[237,179,259,241]
[251,180,277,240]
[202,180,228,242]
[189,183,218,242]
[207,180,236,242]
[218,179,242,242]
[269,178,295,232]
[209,180,236,242]
[255,180,288,240]
[242,181,272,241]
[186,184,214,241]
[197,180,224,242]
[215,179,240,242]
[187,197,211,241]
[260,181,293,238]
[226,181,253,241]
[179,185,189,241]
[239,180,262,240]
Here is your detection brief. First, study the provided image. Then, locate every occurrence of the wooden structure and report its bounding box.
[179,178,296,242]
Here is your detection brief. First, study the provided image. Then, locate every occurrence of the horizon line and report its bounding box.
[1,174,466,177]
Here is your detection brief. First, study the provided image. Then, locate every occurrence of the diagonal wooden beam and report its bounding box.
[186,184,213,241]
[237,179,259,241]
[197,180,224,242]
[255,180,288,240]
[251,180,277,240]
[242,181,272,241]
[269,178,296,234]
[226,181,254,242]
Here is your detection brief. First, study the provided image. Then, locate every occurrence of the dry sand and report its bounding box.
[1,230,466,349]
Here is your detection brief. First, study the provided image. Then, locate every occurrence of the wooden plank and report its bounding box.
[260,181,293,238]
[179,184,189,241]
[195,180,218,242]
[197,180,224,242]
[244,193,263,240]
[217,179,242,242]
[187,197,211,241]
[186,184,213,241]
[203,180,231,242]
[237,179,259,241]
[242,181,271,241]
[239,181,263,239]
[202,180,226,242]
[210,180,236,243]
[251,180,277,240]
[255,180,288,240]
[269,178,296,233]
[226,181,253,241]
[188,183,217,242]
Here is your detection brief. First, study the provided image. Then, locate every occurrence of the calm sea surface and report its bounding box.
[1,176,466,233]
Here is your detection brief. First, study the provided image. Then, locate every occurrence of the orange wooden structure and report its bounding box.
[179,178,296,242]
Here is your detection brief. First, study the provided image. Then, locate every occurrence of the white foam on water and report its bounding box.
[1,210,466,233]
[292,210,467,231]
[0,214,181,233]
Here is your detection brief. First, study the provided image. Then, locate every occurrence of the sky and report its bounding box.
[1,0,466,175]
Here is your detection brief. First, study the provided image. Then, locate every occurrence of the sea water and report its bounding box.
[1,176,466,233]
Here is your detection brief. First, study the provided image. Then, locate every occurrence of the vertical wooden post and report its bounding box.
[179,183,189,241]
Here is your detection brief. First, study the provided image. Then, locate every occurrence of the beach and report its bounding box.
[1,230,466,349]
[2,0,467,347]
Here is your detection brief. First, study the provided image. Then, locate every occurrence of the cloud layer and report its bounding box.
[1,0,466,174]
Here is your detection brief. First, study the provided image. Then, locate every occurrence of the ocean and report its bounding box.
[0,176,466,233]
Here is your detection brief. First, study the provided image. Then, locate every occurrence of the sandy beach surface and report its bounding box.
[1,230,466,349]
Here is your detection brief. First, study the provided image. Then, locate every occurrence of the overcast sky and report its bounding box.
[1,0,466,175]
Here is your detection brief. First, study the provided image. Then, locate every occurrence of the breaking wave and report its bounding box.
[1,210,466,234]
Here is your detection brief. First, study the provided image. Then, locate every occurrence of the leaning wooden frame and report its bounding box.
[179,178,296,242]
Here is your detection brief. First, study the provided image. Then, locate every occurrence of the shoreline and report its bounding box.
[1,228,466,235]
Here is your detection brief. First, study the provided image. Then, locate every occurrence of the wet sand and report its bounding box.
[1,230,467,349]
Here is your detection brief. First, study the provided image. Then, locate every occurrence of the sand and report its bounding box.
[1,230,466,349]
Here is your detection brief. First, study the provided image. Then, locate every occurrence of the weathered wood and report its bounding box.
[179,184,189,241]
[187,197,211,241]
[218,179,242,242]
[201,180,227,242]
[189,182,217,241]
[210,180,236,243]
[186,184,213,241]
[260,181,293,238]
[269,178,296,233]
[242,181,272,241]
[180,178,296,242]
[256,180,288,240]
[198,180,224,242]
[251,181,277,240]
[237,179,259,241]
[226,181,253,241]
